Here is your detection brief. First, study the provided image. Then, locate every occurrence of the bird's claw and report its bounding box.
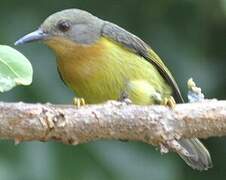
[73,97,86,108]
[163,96,176,108]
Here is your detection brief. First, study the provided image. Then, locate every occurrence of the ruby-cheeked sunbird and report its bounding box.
[15,9,212,170]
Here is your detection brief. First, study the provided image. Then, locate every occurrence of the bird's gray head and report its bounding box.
[15,9,104,47]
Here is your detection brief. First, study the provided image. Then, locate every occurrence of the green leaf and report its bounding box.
[0,45,33,92]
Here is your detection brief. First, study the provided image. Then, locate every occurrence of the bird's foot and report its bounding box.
[73,97,86,108]
[163,96,176,108]
[118,91,132,105]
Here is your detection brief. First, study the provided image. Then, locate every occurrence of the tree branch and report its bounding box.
[0,100,225,153]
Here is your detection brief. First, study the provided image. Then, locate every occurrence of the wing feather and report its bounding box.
[101,22,183,103]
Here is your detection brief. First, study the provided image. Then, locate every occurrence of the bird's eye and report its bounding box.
[57,20,71,32]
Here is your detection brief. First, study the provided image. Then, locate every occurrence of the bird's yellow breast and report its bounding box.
[46,36,172,104]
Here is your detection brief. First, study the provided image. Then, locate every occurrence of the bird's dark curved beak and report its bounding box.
[15,29,47,46]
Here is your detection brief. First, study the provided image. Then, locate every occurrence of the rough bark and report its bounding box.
[0,100,225,153]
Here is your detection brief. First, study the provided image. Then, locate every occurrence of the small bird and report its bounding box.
[15,9,212,170]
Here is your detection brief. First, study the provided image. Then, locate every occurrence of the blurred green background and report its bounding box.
[1,0,226,179]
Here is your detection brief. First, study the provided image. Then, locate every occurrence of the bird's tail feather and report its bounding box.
[177,138,212,170]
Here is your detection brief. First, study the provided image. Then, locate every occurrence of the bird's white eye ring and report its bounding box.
[57,20,71,32]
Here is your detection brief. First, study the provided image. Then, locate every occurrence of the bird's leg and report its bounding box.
[118,91,132,105]
[73,97,86,108]
[163,96,176,108]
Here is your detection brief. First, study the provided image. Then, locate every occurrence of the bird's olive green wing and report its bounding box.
[101,22,184,103]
